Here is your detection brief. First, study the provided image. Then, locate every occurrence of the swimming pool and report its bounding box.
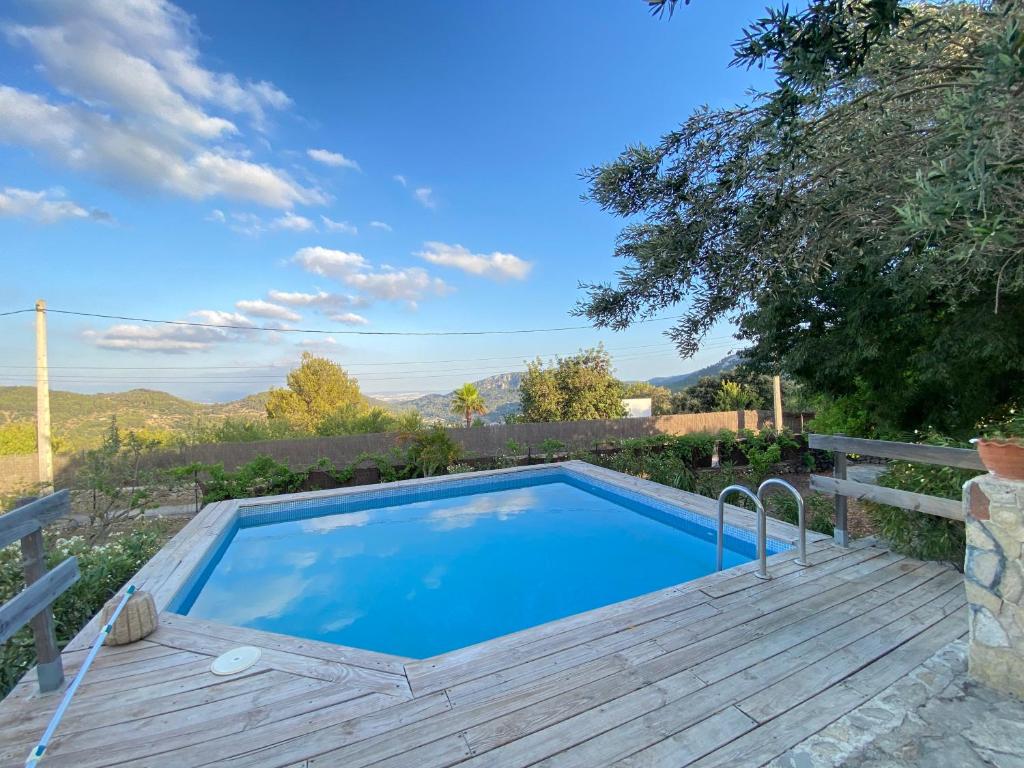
[169,465,790,659]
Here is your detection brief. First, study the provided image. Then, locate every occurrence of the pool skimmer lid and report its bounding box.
[211,646,261,675]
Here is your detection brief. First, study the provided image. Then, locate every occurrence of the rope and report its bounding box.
[25,585,137,767]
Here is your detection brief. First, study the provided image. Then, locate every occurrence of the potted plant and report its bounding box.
[973,411,1024,480]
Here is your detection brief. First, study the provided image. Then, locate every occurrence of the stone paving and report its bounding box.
[769,640,1024,768]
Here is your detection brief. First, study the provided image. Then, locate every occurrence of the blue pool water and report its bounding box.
[172,470,787,658]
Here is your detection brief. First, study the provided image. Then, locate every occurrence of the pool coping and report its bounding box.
[68,461,830,671]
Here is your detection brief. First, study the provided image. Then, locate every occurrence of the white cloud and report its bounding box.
[0,2,321,209]
[393,174,407,187]
[330,312,369,326]
[320,215,357,234]
[292,246,367,278]
[267,289,366,310]
[413,187,437,209]
[84,309,258,353]
[271,212,315,232]
[206,208,226,223]
[235,299,301,322]
[0,186,109,224]
[299,336,338,347]
[226,211,264,236]
[417,241,533,281]
[369,220,392,232]
[290,246,451,307]
[344,267,450,305]
[307,149,359,170]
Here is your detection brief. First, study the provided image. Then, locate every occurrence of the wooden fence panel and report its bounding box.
[810,475,965,521]
[808,434,984,471]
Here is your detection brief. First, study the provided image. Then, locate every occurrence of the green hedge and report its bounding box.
[1,523,167,697]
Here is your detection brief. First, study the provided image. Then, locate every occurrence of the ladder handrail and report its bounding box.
[758,478,809,567]
[716,485,769,580]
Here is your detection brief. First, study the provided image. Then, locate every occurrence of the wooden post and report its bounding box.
[833,443,849,547]
[16,497,64,692]
[772,375,783,431]
[35,300,54,494]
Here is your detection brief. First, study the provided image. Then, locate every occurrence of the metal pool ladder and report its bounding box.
[716,478,808,580]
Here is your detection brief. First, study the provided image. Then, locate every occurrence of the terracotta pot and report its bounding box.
[976,438,1024,481]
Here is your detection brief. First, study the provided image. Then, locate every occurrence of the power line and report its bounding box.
[0,339,742,372]
[0,342,683,370]
[0,345,746,384]
[32,308,687,337]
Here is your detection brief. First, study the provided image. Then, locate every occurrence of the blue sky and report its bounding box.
[0,0,772,401]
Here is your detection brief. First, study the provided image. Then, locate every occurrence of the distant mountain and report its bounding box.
[647,354,743,392]
[401,372,524,424]
[0,387,268,450]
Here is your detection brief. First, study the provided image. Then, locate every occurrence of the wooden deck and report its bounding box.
[0,465,967,767]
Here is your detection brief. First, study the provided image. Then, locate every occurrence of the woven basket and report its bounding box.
[100,591,158,646]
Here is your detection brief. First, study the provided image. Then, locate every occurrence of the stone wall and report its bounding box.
[963,473,1024,699]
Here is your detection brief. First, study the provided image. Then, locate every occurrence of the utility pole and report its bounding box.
[35,299,54,493]
[772,374,784,432]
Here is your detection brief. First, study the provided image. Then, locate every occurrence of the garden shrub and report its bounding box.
[402,426,462,477]
[769,492,835,536]
[864,456,979,564]
[0,522,167,697]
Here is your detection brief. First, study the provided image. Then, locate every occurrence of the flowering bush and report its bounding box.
[0,523,166,697]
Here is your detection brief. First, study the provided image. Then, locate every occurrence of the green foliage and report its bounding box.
[807,385,881,438]
[621,381,673,415]
[0,386,269,452]
[736,428,798,484]
[77,418,162,538]
[0,422,37,455]
[591,433,716,493]
[1,522,167,697]
[401,426,462,477]
[199,456,307,502]
[769,493,835,536]
[979,408,1024,440]
[450,383,488,428]
[188,416,299,444]
[520,346,626,422]
[579,3,1023,434]
[668,368,792,414]
[715,380,760,412]
[538,438,566,462]
[266,353,365,432]
[864,435,981,563]
[315,406,417,437]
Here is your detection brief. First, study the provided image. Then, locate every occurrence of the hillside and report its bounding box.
[0,387,268,450]
[401,372,524,424]
[0,353,742,449]
[648,354,743,391]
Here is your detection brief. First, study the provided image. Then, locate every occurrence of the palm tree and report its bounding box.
[451,383,487,428]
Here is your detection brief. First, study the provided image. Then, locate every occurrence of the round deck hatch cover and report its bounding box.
[211,646,261,675]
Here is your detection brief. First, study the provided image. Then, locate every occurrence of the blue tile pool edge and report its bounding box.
[165,464,791,617]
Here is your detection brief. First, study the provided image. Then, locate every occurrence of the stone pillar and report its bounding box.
[963,474,1024,699]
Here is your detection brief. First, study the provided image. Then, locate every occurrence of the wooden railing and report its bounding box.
[808,434,985,546]
[0,490,79,692]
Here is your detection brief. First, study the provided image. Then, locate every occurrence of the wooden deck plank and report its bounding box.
[158,611,410,675]
[211,691,453,768]
[45,685,384,768]
[0,478,970,768]
[147,622,410,696]
[33,676,336,766]
[0,670,295,756]
[612,707,758,768]
[404,540,840,696]
[302,652,647,768]
[687,610,968,768]
[496,568,958,768]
